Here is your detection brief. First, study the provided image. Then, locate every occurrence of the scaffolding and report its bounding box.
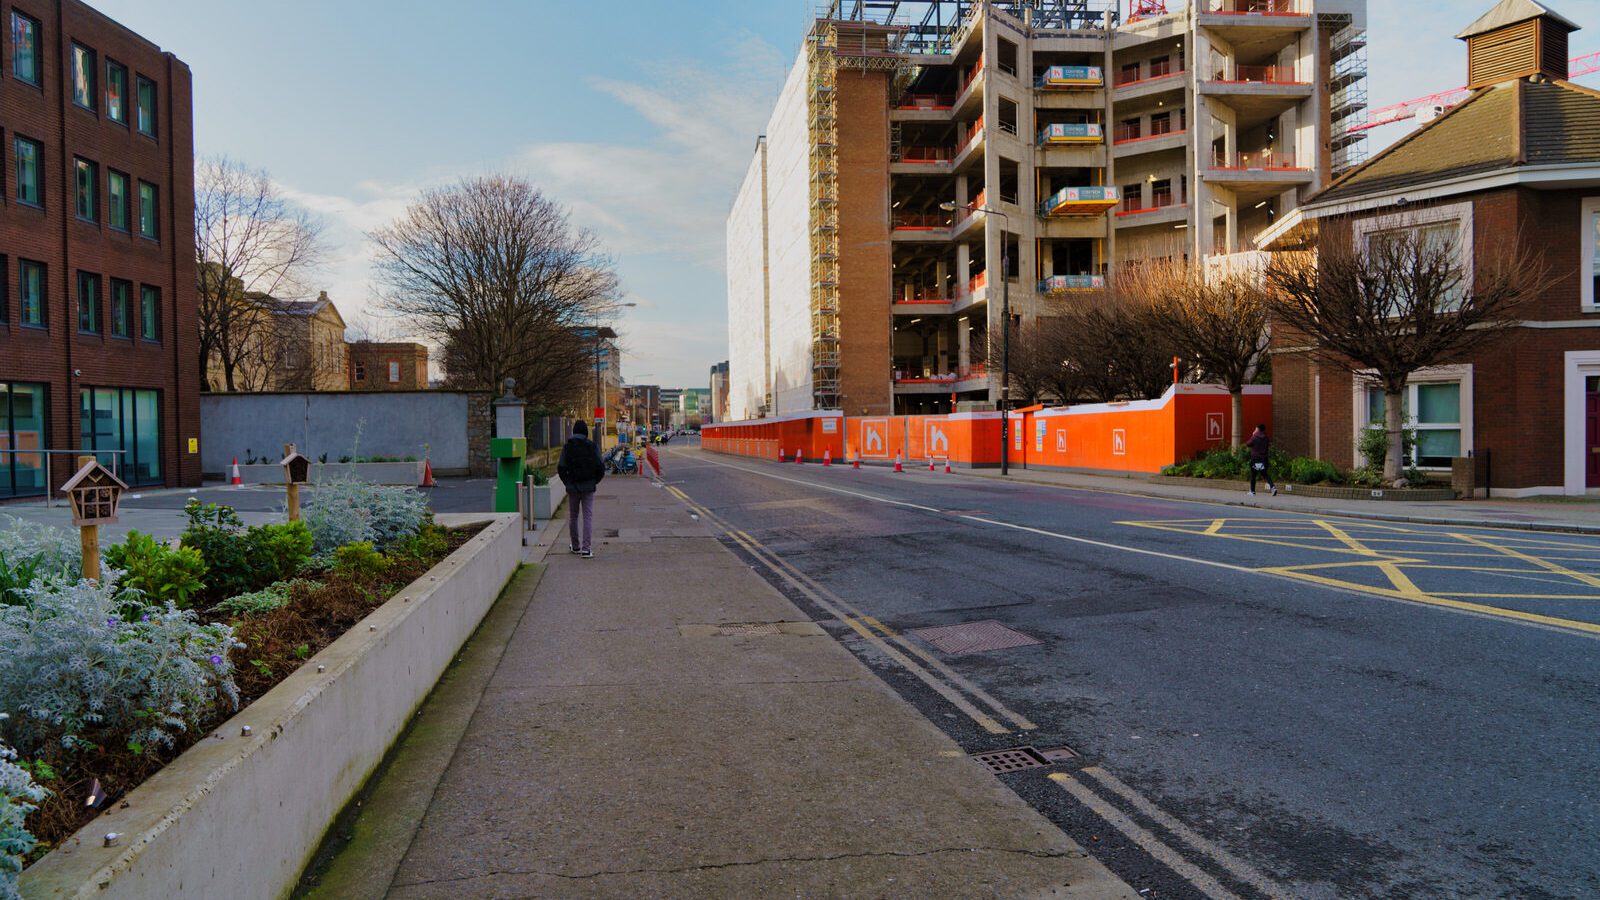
[1327,22,1368,175]
[807,21,842,410]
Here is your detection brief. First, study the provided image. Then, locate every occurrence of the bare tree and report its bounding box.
[369,176,620,409]
[1266,220,1544,483]
[1052,294,1183,403]
[1131,259,1271,448]
[195,158,327,391]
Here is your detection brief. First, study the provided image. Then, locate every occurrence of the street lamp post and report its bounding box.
[590,303,637,445]
[941,200,1012,476]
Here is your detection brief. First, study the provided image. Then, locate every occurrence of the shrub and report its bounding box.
[1,734,46,900]
[529,467,549,487]
[247,522,314,586]
[179,501,312,605]
[1286,457,1343,485]
[332,542,387,580]
[392,523,449,561]
[0,579,241,758]
[302,480,430,555]
[0,517,82,605]
[104,531,208,609]
[212,581,298,617]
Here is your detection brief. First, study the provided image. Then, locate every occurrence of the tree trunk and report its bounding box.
[1230,389,1244,450]
[1384,389,1405,484]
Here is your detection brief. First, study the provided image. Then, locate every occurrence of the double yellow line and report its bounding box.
[664,483,1036,736]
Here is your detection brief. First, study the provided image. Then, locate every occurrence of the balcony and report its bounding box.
[1204,150,1313,186]
[1039,185,1120,217]
[1038,274,1105,295]
[892,287,954,315]
[1199,65,1311,122]
[1113,200,1188,228]
[954,55,986,116]
[1038,122,1103,146]
[1197,0,1311,36]
[1112,65,1186,102]
[891,145,956,175]
[1036,65,1103,89]
[1201,0,1303,15]
[892,362,991,394]
[892,93,956,123]
[891,212,953,242]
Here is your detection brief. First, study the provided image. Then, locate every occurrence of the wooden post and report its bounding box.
[77,455,99,583]
[283,443,301,522]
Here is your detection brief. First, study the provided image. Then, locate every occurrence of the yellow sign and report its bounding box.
[187,438,198,454]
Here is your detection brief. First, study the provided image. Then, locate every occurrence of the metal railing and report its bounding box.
[894,145,955,163]
[896,94,955,110]
[0,448,129,507]
[1202,0,1303,15]
[1210,150,1304,170]
[1210,64,1302,83]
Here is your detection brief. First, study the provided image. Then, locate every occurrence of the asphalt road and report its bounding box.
[662,439,1600,900]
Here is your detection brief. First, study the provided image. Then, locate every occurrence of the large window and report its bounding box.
[77,271,100,334]
[11,12,39,85]
[1353,202,1472,314]
[14,137,40,206]
[136,76,157,137]
[140,285,160,341]
[19,260,43,327]
[70,43,96,110]
[74,158,97,222]
[1363,373,1469,469]
[106,60,128,124]
[107,170,129,231]
[137,181,158,238]
[0,382,48,500]
[110,279,131,337]
[1583,197,1599,311]
[81,387,161,486]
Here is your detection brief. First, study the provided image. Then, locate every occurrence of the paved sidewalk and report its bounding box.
[304,476,1135,898]
[941,465,1600,534]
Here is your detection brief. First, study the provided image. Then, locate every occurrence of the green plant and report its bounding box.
[303,480,430,555]
[392,523,449,561]
[529,467,549,487]
[1,734,46,900]
[0,516,82,606]
[1285,457,1343,486]
[212,581,295,617]
[104,531,208,609]
[332,542,388,579]
[247,522,314,585]
[180,501,311,605]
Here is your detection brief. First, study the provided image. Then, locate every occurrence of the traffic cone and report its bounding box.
[944,460,953,474]
[230,457,242,486]
[893,455,904,473]
[853,455,861,470]
[779,448,786,462]
[929,458,936,471]
[823,449,832,467]
[796,451,804,465]
[421,458,436,487]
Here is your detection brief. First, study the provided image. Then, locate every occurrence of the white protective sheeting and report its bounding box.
[727,137,768,421]
[764,51,815,415]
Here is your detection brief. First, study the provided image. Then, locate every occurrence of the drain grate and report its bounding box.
[971,747,1050,773]
[910,620,1042,655]
[710,623,785,636]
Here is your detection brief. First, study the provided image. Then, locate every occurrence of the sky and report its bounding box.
[91,0,1597,390]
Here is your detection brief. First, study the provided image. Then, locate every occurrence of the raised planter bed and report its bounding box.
[19,513,522,900]
[1148,474,1458,501]
[229,460,425,486]
[528,477,566,522]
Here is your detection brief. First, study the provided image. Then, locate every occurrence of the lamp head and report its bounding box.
[938,201,958,211]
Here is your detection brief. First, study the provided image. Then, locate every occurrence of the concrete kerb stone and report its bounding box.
[19,514,523,900]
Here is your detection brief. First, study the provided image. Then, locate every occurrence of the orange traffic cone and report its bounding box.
[893,455,904,473]
[852,455,861,470]
[778,448,786,462]
[944,460,953,474]
[929,458,936,471]
[823,449,832,467]
[796,451,804,465]
[421,458,436,487]
[230,457,242,486]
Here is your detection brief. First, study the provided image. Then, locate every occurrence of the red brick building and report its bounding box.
[0,0,198,497]
[348,341,429,391]
[1262,0,1600,497]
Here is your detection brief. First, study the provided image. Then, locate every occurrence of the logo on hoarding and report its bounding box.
[1206,412,1224,442]
[927,419,950,457]
[861,419,888,457]
[1056,429,1066,453]
[1112,429,1127,456]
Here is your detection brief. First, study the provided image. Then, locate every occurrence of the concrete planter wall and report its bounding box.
[20,513,522,900]
[528,478,566,521]
[230,460,425,486]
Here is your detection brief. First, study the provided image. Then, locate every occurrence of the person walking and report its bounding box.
[1245,423,1277,497]
[557,420,605,557]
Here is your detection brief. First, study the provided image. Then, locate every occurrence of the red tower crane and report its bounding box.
[1348,51,1600,133]
[1128,0,1168,22]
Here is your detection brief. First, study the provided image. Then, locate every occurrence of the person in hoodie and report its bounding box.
[557,420,606,557]
[1245,423,1277,497]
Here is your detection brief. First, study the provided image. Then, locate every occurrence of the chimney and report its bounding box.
[1456,0,1580,88]
[318,290,329,302]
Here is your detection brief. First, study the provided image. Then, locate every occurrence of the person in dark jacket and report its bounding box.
[1245,423,1277,497]
[557,420,605,557]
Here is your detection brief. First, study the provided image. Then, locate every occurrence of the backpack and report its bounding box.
[562,438,602,484]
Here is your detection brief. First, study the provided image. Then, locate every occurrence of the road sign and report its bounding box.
[1206,412,1224,442]
[593,406,605,419]
[1112,429,1127,456]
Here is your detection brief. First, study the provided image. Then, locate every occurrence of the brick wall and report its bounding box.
[465,392,492,477]
[348,341,429,391]
[0,0,199,492]
[836,69,893,416]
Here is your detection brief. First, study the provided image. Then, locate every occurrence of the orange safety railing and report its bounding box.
[957,116,986,155]
[892,212,950,230]
[894,285,953,303]
[1212,64,1302,84]
[895,146,955,163]
[1112,122,1142,143]
[1211,150,1304,170]
[959,54,986,95]
[1115,66,1185,87]
[954,189,988,225]
[897,94,955,110]
[967,270,989,295]
[1203,0,1302,14]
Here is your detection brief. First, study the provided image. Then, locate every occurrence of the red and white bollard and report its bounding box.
[230,457,242,486]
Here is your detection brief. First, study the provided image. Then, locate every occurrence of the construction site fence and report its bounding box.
[699,385,1272,474]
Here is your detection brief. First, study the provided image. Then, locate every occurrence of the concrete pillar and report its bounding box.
[958,319,971,369]
[957,242,972,294]
[957,174,969,207]
[936,258,949,298]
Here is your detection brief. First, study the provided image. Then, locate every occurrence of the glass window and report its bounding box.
[140,285,159,340]
[15,137,41,206]
[71,43,96,110]
[110,279,131,337]
[75,158,97,221]
[1365,381,1461,469]
[1415,382,1459,424]
[106,61,128,123]
[1587,201,1599,309]
[389,361,400,383]
[138,181,158,238]
[19,261,44,326]
[354,360,366,381]
[107,171,129,230]
[80,387,160,485]
[136,77,157,137]
[77,271,100,333]
[0,381,49,499]
[11,12,39,85]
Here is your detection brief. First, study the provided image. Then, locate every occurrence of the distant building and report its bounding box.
[204,291,349,393]
[709,361,730,424]
[349,341,429,391]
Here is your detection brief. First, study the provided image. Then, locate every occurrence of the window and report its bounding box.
[0,381,49,499]
[137,181,158,238]
[136,77,157,137]
[353,360,366,382]
[80,387,161,485]
[1361,370,1471,469]
[1353,202,1472,315]
[18,261,43,326]
[107,170,129,231]
[11,12,39,85]
[74,158,97,222]
[388,361,401,383]
[71,43,96,110]
[1151,178,1173,208]
[77,272,100,334]
[140,285,159,340]
[1151,111,1173,136]
[1583,197,1599,311]
[106,60,128,124]
[110,279,131,337]
[14,137,40,206]
[1118,61,1140,85]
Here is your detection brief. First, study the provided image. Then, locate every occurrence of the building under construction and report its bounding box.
[726,0,1366,419]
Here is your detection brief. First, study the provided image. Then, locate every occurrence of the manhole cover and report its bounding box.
[971,747,1049,773]
[910,620,1042,655]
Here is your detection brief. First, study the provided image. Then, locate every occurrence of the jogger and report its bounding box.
[1245,423,1277,497]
